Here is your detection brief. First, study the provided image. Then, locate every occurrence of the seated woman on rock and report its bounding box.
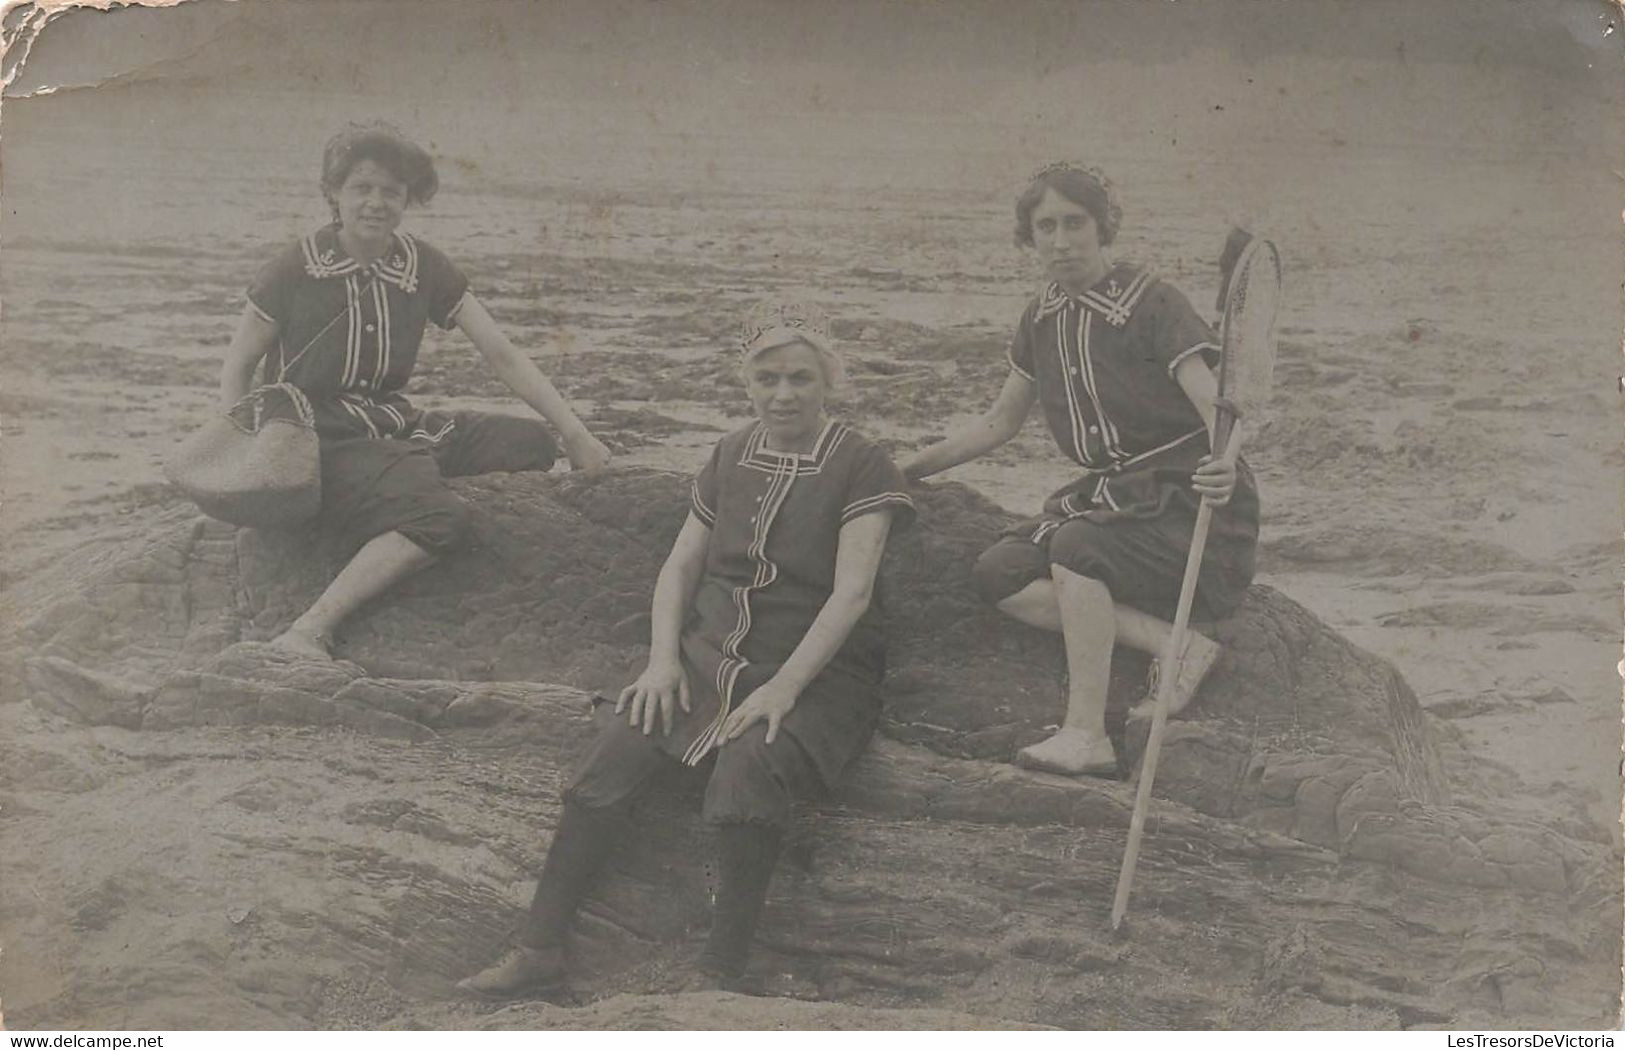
[902,162,1258,777]
[460,301,915,996]
[221,122,610,659]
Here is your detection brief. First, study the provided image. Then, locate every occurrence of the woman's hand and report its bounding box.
[562,429,612,472]
[717,679,798,745]
[1192,455,1236,506]
[616,658,690,736]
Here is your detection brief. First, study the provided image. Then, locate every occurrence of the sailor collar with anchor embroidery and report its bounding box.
[299,225,423,294]
[1035,264,1157,327]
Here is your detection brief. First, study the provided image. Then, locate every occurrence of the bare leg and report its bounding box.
[996,578,1221,721]
[1013,566,1118,776]
[271,530,436,658]
[998,579,1171,653]
[1051,567,1116,735]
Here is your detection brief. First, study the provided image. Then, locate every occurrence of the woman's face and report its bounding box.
[332,158,408,246]
[745,340,830,450]
[1029,186,1106,290]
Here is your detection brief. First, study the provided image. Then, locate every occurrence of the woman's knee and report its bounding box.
[701,729,807,828]
[1046,520,1114,587]
[394,495,472,556]
[971,539,1048,605]
[564,709,668,811]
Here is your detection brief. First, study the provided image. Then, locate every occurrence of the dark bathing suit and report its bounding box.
[971,264,1259,622]
[566,420,915,828]
[247,224,559,555]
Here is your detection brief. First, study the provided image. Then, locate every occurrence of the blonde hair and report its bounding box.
[740,336,846,393]
[737,299,845,392]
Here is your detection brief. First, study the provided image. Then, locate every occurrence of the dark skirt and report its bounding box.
[974,459,1259,622]
[568,651,880,826]
[315,409,557,555]
[605,634,881,791]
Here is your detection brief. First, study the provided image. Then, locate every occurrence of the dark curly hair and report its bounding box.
[1013,163,1121,249]
[320,122,439,215]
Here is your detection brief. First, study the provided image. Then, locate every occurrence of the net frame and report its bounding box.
[1215,236,1283,441]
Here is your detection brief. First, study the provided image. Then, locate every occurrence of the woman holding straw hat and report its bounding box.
[460,300,915,996]
[220,122,610,660]
[902,163,1259,778]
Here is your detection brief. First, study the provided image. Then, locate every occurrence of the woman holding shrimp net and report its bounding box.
[903,163,1259,777]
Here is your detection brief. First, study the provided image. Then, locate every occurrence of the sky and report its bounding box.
[4,0,1621,201]
[12,0,1618,90]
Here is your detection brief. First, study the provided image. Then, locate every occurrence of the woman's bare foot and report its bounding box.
[269,625,334,661]
[1129,632,1221,721]
[1015,727,1118,777]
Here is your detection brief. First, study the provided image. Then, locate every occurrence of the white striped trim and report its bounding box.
[841,491,913,525]
[338,395,382,438]
[738,419,849,476]
[1066,426,1207,486]
[409,418,457,445]
[1117,426,1207,469]
[1079,267,1155,327]
[683,451,798,766]
[341,275,362,388]
[1006,342,1036,382]
[300,233,354,279]
[1053,308,1092,465]
[1034,268,1157,328]
[377,401,408,434]
[1041,425,1207,523]
[442,291,468,329]
[301,230,421,295]
[375,232,420,294]
[1034,282,1071,320]
[690,478,717,527]
[1031,519,1062,546]
[1166,341,1219,378]
[1076,307,1128,463]
[370,277,391,389]
[1096,475,1121,511]
[246,297,277,325]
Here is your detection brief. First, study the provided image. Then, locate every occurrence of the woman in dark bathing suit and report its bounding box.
[903,163,1259,777]
[221,122,610,660]
[460,300,915,995]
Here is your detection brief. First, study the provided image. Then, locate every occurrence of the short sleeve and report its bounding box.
[416,240,472,329]
[1006,301,1038,382]
[244,243,305,326]
[690,440,722,527]
[841,439,916,531]
[1147,281,1220,378]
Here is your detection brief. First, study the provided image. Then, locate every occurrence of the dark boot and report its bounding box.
[457,799,626,998]
[696,822,784,980]
[521,799,629,949]
[456,943,565,999]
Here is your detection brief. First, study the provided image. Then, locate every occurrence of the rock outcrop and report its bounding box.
[1,470,1618,1029]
